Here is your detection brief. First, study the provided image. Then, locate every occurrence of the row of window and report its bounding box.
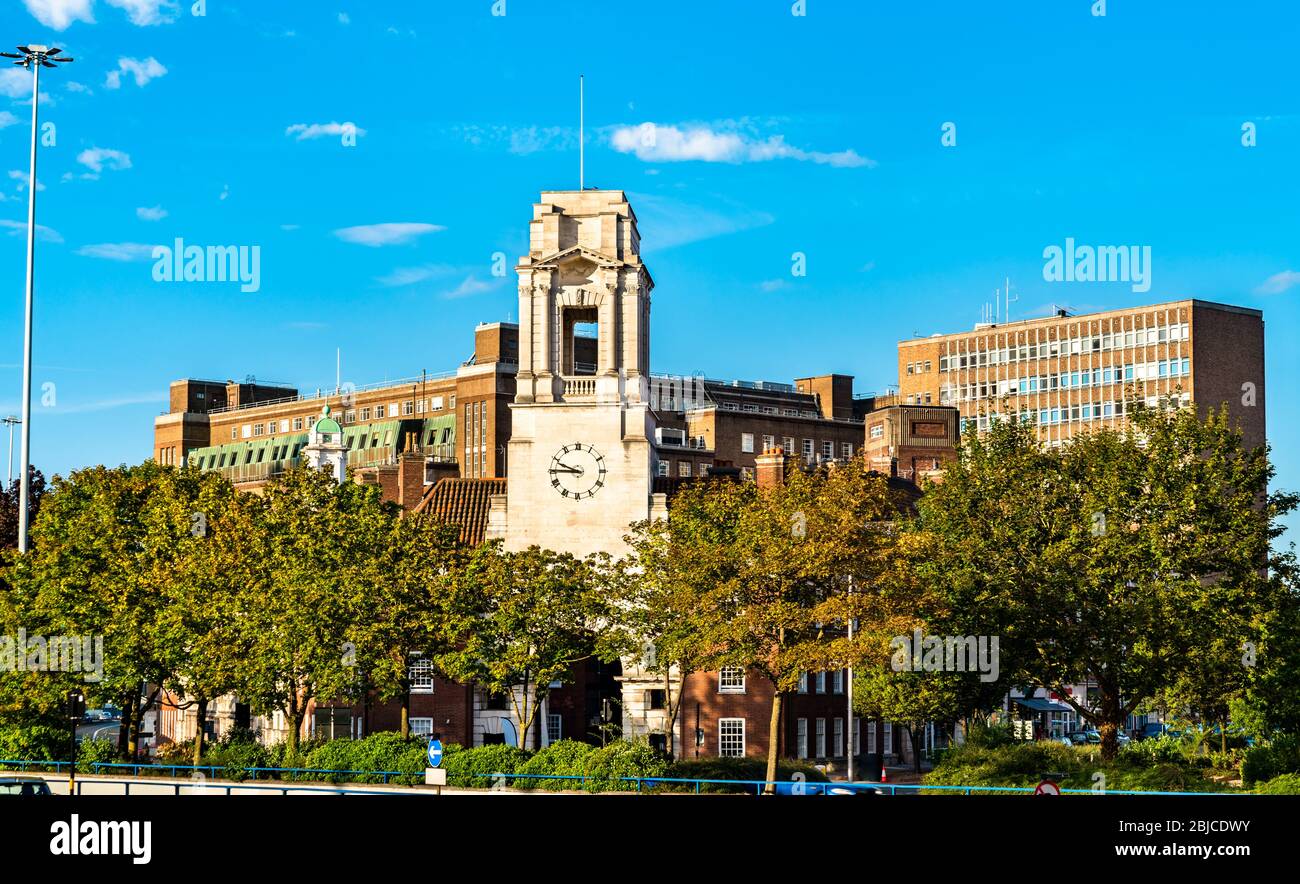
[740,434,855,460]
[938,323,1190,371]
[718,667,846,695]
[656,460,713,478]
[227,396,456,441]
[905,360,933,375]
[719,402,818,419]
[938,359,1191,404]
[957,392,1192,432]
[795,716,861,760]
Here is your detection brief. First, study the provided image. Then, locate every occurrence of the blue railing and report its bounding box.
[0,759,1241,796]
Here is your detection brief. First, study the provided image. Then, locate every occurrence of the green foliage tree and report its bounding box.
[913,401,1294,760]
[439,543,607,749]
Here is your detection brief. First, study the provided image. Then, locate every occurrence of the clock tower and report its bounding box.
[503,190,656,558]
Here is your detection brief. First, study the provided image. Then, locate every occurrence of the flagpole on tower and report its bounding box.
[579,74,584,190]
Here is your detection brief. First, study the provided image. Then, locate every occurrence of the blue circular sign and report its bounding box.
[427,738,443,768]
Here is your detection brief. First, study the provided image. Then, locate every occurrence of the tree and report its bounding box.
[439,543,607,749]
[220,467,393,757]
[915,402,1294,760]
[853,667,1001,772]
[5,462,207,760]
[0,466,46,550]
[350,513,464,738]
[625,459,903,791]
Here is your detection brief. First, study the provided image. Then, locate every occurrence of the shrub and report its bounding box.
[442,743,531,789]
[963,720,1017,750]
[583,741,669,792]
[663,756,829,793]
[202,727,271,781]
[155,739,195,766]
[1241,735,1300,786]
[0,724,66,763]
[517,739,595,791]
[76,736,121,772]
[1255,772,1300,795]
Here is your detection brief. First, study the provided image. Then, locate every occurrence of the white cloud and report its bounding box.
[105,0,179,26]
[332,222,444,247]
[0,112,19,129]
[508,126,574,155]
[9,170,45,191]
[285,121,366,141]
[1256,270,1300,295]
[759,279,789,293]
[104,56,167,90]
[74,242,157,261]
[338,12,350,24]
[20,0,95,30]
[218,184,229,201]
[66,81,91,94]
[0,219,62,242]
[76,146,132,178]
[377,264,457,287]
[443,276,499,299]
[0,69,31,100]
[136,205,166,221]
[609,122,874,168]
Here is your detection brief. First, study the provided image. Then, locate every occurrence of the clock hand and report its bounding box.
[550,464,584,475]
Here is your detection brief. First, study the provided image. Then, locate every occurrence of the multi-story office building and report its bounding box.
[897,300,1265,450]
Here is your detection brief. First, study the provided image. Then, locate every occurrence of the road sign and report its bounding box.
[427,738,443,768]
[1034,779,1061,796]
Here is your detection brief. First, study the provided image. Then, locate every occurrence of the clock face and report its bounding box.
[549,443,606,500]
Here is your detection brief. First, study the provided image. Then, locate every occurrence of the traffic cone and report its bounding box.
[880,764,888,784]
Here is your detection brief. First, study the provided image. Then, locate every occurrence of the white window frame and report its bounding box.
[834,717,844,758]
[797,718,808,759]
[718,667,745,694]
[741,432,755,453]
[408,658,434,694]
[815,718,826,758]
[719,718,745,758]
[409,718,433,738]
[546,713,562,744]
[832,669,844,694]
[815,671,826,694]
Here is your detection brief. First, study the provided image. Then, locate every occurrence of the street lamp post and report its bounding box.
[1,45,73,552]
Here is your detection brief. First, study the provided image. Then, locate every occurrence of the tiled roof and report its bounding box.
[413,477,505,545]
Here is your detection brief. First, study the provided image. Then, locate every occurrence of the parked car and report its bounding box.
[0,776,52,796]
[1135,722,1174,741]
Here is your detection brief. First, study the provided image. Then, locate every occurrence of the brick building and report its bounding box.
[897,300,1265,451]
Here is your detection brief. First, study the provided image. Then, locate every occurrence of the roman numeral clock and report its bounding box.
[549,443,606,500]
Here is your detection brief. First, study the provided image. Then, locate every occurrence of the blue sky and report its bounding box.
[1,0,1297,536]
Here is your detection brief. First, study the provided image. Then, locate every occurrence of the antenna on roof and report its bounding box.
[579,74,584,191]
[335,348,340,395]
[1004,277,1018,323]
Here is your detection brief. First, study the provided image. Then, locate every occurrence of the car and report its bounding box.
[0,776,52,796]
[1136,722,1173,741]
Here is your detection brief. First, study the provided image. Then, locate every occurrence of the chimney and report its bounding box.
[755,448,787,489]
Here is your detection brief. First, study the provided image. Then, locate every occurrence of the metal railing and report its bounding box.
[205,372,460,416]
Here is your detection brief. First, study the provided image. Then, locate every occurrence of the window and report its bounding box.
[762,434,774,452]
[853,717,862,755]
[376,404,386,419]
[408,658,434,694]
[656,461,669,477]
[841,442,853,459]
[484,691,509,711]
[409,718,433,738]
[741,433,755,453]
[646,689,666,710]
[802,439,814,460]
[241,424,251,439]
[832,669,844,694]
[313,707,352,741]
[815,671,826,694]
[344,410,355,423]
[798,671,808,693]
[821,441,834,459]
[431,396,444,410]
[360,408,371,422]
[906,363,915,375]
[869,423,884,439]
[924,392,932,404]
[230,426,237,440]
[719,667,745,694]
[797,718,809,759]
[403,400,415,416]
[678,461,691,478]
[547,714,562,744]
[782,437,794,455]
[924,361,932,372]
[815,718,826,758]
[834,718,845,757]
[719,719,745,757]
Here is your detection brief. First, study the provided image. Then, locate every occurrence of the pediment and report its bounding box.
[532,245,624,270]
